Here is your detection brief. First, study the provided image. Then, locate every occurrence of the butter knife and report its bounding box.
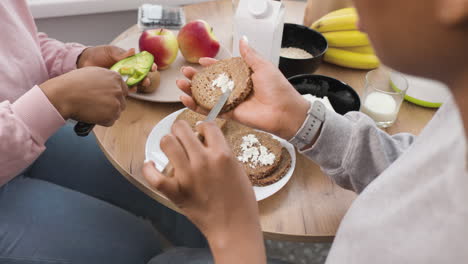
[74,75,129,137]
[162,88,233,177]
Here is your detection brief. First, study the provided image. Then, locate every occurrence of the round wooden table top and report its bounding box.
[94,0,437,242]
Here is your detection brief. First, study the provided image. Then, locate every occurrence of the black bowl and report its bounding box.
[288,74,361,115]
[279,23,328,78]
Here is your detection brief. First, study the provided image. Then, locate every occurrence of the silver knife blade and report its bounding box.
[204,89,232,122]
[111,68,129,83]
[122,75,129,82]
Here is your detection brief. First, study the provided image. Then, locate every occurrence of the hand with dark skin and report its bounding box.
[40,66,128,126]
[40,45,158,126]
[77,45,158,89]
[142,121,267,264]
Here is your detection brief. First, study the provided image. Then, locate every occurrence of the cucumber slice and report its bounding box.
[110,51,154,86]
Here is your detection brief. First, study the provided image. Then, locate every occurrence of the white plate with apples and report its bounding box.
[145,108,297,202]
[114,21,232,103]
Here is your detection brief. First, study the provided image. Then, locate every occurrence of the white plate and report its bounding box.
[145,109,296,201]
[401,74,451,108]
[114,31,232,103]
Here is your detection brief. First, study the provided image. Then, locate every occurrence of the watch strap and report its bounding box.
[288,100,325,150]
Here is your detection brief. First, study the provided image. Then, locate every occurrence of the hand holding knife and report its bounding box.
[73,75,129,137]
[162,88,233,177]
[74,51,154,137]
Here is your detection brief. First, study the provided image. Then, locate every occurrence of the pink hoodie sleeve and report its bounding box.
[0,86,65,186]
[37,32,87,78]
[0,33,87,185]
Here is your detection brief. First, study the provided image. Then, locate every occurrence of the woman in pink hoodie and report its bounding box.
[0,1,208,263]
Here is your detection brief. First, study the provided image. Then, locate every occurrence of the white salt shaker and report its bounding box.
[232,0,285,66]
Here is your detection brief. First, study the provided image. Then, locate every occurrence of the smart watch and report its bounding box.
[288,100,326,150]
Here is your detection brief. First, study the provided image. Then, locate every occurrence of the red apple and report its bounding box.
[139,28,178,70]
[178,20,220,64]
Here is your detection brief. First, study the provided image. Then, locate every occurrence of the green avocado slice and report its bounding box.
[110,51,154,86]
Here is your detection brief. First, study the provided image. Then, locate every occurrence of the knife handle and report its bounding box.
[162,131,204,177]
[74,122,95,137]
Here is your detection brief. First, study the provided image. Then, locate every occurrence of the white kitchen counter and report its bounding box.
[28,0,215,19]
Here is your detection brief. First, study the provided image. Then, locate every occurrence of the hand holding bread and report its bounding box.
[177,38,311,140]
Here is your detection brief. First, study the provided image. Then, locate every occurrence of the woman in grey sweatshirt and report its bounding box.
[144,0,468,263]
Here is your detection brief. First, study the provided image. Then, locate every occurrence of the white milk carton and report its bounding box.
[232,0,285,66]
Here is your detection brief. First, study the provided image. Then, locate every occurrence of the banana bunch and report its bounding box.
[311,8,380,70]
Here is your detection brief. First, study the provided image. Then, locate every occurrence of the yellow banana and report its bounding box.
[322,7,357,19]
[322,31,370,47]
[324,48,380,70]
[342,45,375,54]
[311,14,358,33]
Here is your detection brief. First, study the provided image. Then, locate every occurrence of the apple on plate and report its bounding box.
[178,20,220,64]
[139,29,178,70]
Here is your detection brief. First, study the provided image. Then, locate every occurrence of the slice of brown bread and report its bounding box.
[250,149,292,187]
[223,120,248,140]
[175,109,226,131]
[191,57,253,113]
[223,120,252,147]
[228,129,283,180]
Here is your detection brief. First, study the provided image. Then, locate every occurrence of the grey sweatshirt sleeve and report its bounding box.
[301,109,415,193]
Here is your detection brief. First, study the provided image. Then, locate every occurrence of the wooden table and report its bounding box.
[94,0,437,242]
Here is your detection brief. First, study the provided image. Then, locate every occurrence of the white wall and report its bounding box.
[31,0,216,46]
[33,0,306,46]
[28,0,216,19]
[35,11,138,46]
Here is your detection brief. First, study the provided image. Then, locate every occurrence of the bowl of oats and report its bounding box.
[279,23,328,78]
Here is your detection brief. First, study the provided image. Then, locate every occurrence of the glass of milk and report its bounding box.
[361,68,409,128]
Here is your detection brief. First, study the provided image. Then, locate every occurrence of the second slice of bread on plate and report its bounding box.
[250,149,292,187]
[175,110,291,187]
[227,129,283,180]
[175,109,226,132]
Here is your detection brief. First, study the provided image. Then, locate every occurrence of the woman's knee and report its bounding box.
[0,178,162,264]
